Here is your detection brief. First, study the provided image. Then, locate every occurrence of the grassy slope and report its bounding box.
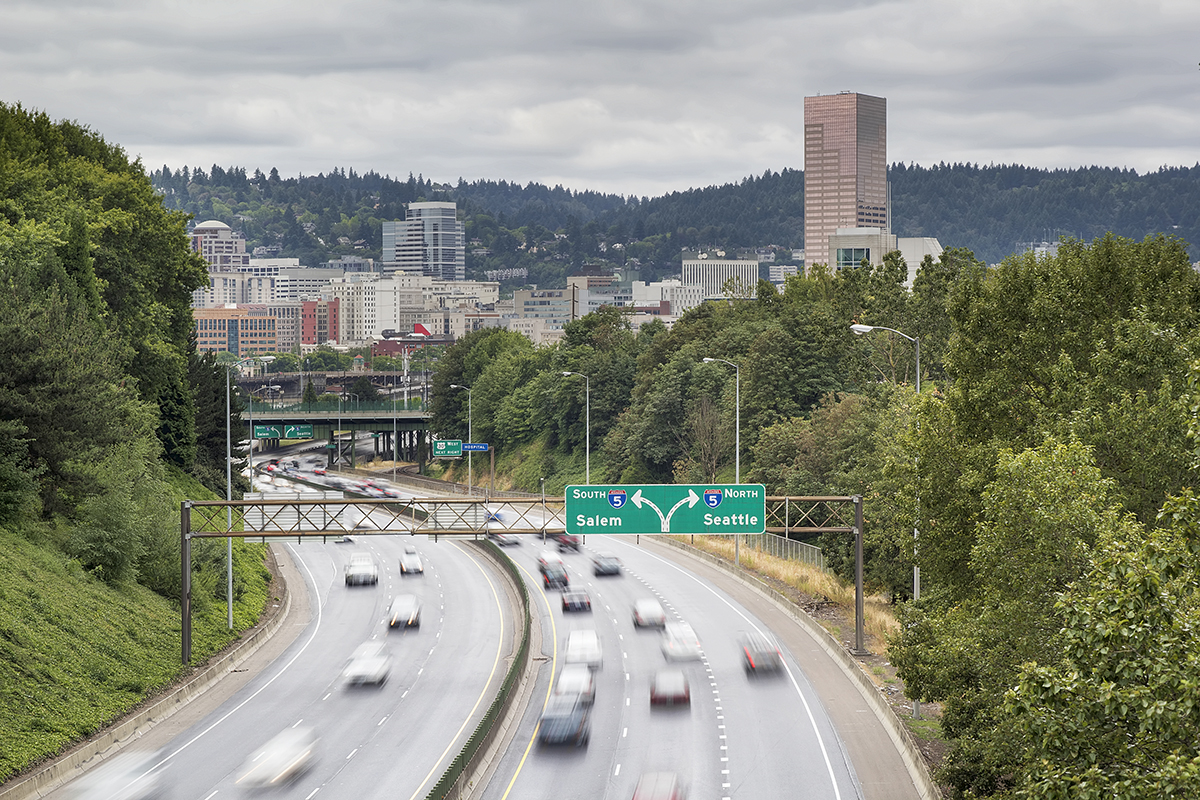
[0,469,271,783]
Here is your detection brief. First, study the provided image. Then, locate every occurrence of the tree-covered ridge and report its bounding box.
[152,160,1199,285]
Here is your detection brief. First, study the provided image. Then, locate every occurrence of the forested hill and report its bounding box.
[150,160,1200,276]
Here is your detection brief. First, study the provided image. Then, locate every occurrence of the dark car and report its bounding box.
[538,694,590,747]
[740,631,784,673]
[562,589,592,612]
[592,553,622,576]
[543,563,569,589]
[556,533,581,552]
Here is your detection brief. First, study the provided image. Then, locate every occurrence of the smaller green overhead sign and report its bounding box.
[432,439,463,458]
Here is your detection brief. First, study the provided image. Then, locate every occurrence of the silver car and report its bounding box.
[236,727,318,788]
[388,594,421,628]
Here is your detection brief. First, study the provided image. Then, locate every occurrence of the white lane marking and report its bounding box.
[346,748,358,759]
[607,538,846,800]
[154,542,330,772]
[305,788,320,800]
[378,716,388,726]
[202,792,218,800]
[623,727,628,737]
[321,693,331,701]
[614,764,621,776]
[402,690,409,698]
[292,718,304,727]
[626,698,630,706]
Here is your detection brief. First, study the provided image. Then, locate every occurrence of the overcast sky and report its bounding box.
[2,0,1196,198]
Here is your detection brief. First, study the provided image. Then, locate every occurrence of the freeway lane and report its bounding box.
[481,534,861,800]
[53,528,512,800]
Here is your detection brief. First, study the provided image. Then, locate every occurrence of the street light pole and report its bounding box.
[225,355,272,629]
[560,372,590,484]
[450,384,473,493]
[851,323,921,600]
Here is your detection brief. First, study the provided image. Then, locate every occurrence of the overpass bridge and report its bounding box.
[235,371,430,405]
[241,400,433,469]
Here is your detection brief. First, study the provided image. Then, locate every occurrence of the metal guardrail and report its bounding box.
[425,541,531,800]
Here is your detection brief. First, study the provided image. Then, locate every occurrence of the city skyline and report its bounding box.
[2,0,1196,198]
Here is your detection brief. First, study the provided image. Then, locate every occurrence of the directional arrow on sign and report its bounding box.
[631,488,699,532]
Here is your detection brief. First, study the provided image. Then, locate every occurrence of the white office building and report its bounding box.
[681,259,760,300]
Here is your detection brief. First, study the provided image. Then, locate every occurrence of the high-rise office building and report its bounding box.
[381,201,466,281]
[803,92,888,269]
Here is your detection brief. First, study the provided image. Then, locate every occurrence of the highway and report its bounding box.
[49,461,917,800]
[54,473,513,800]
[481,533,862,800]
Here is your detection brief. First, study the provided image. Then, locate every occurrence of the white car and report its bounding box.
[554,663,596,705]
[343,641,392,686]
[237,727,318,788]
[344,553,378,586]
[661,621,702,660]
[400,552,424,574]
[633,599,667,628]
[65,751,167,800]
[565,629,603,670]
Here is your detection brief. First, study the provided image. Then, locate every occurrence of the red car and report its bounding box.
[650,669,690,706]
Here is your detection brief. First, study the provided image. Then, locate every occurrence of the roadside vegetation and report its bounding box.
[427,234,1200,798]
[0,104,271,783]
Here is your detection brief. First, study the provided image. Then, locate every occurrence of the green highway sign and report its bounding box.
[432,439,463,458]
[253,424,283,439]
[284,424,314,439]
[566,484,766,536]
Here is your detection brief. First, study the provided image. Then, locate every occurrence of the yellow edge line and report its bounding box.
[497,561,559,800]
[404,543,505,800]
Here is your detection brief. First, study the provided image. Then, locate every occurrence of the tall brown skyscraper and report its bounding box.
[803,92,888,269]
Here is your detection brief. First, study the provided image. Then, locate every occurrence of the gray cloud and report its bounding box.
[1,0,1197,196]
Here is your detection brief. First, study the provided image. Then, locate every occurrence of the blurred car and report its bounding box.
[592,553,622,576]
[400,552,424,574]
[562,589,592,612]
[740,631,785,673]
[342,641,392,686]
[312,465,327,476]
[488,532,521,546]
[344,553,378,586]
[65,750,167,800]
[565,629,602,669]
[537,550,564,572]
[631,772,685,800]
[650,669,690,706]
[543,563,569,589]
[236,727,318,788]
[661,622,702,661]
[633,599,667,628]
[335,534,355,544]
[354,515,381,530]
[556,533,581,552]
[538,694,590,747]
[553,663,595,705]
[404,544,418,554]
[387,594,421,628]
